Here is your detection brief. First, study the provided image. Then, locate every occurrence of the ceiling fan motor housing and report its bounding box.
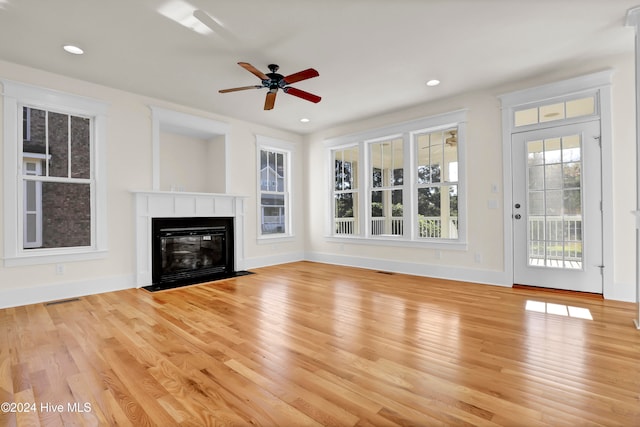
[266,74,285,89]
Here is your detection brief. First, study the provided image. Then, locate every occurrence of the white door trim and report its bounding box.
[499,70,614,298]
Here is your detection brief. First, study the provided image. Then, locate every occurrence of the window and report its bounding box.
[415,128,459,239]
[513,95,596,128]
[2,80,108,265]
[256,136,293,238]
[333,146,359,235]
[22,107,92,249]
[370,137,404,236]
[326,110,466,247]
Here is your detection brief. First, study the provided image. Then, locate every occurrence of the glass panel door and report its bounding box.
[512,121,602,293]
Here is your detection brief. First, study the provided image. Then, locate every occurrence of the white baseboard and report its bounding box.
[304,251,510,288]
[304,252,638,303]
[0,275,135,309]
[2,253,635,309]
[604,281,637,303]
[243,251,306,270]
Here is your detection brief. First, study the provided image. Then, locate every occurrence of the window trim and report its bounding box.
[324,109,468,249]
[256,135,295,242]
[2,80,109,266]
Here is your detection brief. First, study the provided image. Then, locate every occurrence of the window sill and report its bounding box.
[257,234,296,244]
[4,248,108,267]
[325,235,468,251]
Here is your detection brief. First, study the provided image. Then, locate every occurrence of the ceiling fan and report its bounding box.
[445,130,457,146]
[219,62,321,110]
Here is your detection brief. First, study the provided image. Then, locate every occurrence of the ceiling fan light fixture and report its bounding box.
[426,79,440,87]
[63,45,84,55]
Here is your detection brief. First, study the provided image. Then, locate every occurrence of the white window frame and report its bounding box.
[324,109,468,249]
[367,134,406,237]
[332,144,361,236]
[2,80,109,266]
[413,126,461,241]
[256,135,294,241]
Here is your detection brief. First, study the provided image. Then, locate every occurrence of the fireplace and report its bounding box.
[151,217,234,289]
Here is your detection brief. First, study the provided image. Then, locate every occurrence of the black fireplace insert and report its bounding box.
[150,217,236,290]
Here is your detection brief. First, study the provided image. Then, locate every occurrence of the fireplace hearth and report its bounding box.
[146,217,247,291]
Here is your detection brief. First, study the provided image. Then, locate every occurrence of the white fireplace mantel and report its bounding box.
[132,191,248,287]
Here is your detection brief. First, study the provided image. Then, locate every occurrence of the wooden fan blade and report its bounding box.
[264,90,277,110]
[284,87,321,104]
[219,85,262,93]
[238,62,269,81]
[283,68,319,85]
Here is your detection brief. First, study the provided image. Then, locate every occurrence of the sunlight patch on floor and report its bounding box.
[525,300,593,320]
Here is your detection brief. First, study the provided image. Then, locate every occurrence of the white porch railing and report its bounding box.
[334,216,459,238]
[528,215,582,263]
[262,215,285,234]
[370,217,404,235]
[335,218,356,235]
[418,217,458,239]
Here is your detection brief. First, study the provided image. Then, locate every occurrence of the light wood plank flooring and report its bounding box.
[1,261,639,426]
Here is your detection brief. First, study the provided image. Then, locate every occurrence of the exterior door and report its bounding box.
[512,121,603,293]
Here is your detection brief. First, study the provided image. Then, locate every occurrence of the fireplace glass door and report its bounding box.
[158,227,228,284]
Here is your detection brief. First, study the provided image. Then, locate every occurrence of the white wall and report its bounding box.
[0,51,636,307]
[0,60,305,308]
[303,53,637,301]
[159,131,219,193]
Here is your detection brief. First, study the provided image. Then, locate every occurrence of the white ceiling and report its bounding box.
[0,0,637,134]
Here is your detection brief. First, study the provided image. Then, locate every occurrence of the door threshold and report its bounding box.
[513,284,603,300]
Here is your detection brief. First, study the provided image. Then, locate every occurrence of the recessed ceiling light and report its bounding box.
[300,118,310,123]
[63,45,84,55]
[426,79,440,87]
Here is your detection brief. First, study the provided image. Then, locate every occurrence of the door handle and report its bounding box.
[514,214,522,220]
[514,203,521,209]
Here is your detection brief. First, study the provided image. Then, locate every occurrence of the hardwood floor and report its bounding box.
[1,261,639,426]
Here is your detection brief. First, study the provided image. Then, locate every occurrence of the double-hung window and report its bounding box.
[257,135,293,238]
[22,107,92,249]
[369,137,404,236]
[326,110,467,247]
[415,127,459,239]
[2,81,108,265]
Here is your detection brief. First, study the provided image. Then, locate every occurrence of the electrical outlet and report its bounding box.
[55,264,65,275]
[474,252,482,263]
